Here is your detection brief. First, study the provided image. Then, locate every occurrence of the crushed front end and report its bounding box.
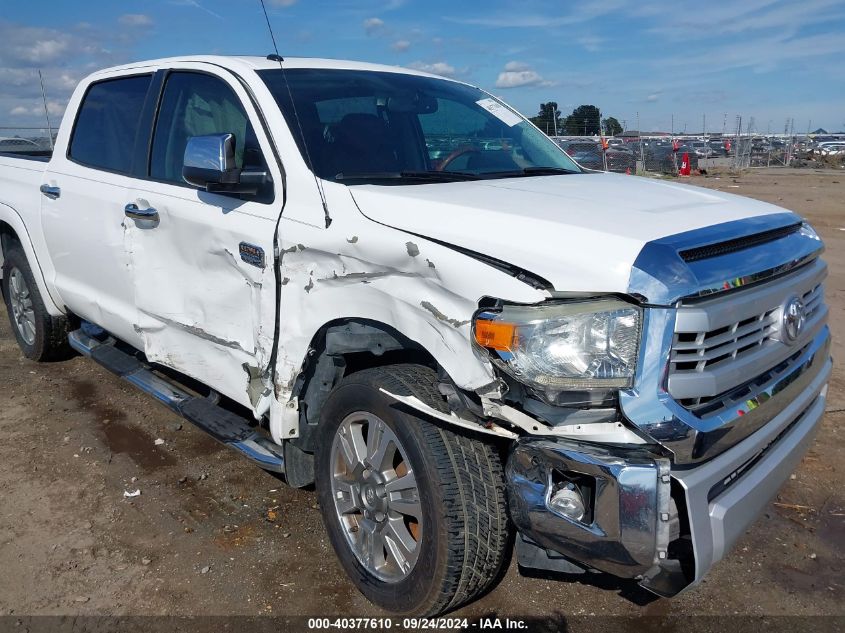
[493,213,831,596]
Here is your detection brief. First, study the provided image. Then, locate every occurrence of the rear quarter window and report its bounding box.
[68,75,152,174]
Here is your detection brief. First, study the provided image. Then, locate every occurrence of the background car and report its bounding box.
[556,139,603,170]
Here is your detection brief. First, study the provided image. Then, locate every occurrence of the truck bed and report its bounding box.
[0,152,51,162]
[0,154,49,236]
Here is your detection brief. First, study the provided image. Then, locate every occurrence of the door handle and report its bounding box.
[40,184,60,199]
[124,203,159,223]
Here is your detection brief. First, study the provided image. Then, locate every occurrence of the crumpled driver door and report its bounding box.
[123,66,283,415]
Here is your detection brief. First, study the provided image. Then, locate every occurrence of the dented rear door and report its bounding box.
[124,67,283,414]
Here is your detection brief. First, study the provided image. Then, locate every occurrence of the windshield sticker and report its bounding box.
[476,98,523,127]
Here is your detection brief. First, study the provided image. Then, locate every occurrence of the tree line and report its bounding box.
[529,102,623,137]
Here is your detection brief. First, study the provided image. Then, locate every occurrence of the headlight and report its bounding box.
[473,299,641,391]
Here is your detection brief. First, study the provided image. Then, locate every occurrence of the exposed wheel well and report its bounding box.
[291,318,439,454]
[0,221,22,271]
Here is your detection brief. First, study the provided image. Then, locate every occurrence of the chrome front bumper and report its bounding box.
[674,355,830,586]
[506,329,831,596]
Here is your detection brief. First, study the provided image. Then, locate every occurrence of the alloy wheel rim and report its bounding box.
[8,267,35,346]
[330,411,422,583]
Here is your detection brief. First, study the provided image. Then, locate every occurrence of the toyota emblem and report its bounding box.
[782,296,806,343]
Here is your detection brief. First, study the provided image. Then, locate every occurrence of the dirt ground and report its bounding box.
[0,168,842,621]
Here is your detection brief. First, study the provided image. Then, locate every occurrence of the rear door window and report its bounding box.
[68,75,152,174]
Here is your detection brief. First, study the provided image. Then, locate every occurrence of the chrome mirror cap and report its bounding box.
[182,133,239,189]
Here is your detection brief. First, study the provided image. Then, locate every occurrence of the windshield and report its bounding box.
[258,68,580,183]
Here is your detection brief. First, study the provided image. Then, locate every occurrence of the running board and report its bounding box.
[68,329,285,474]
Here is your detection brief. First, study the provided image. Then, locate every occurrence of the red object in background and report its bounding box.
[679,152,691,176]
[725,140,732,152]
[672,139,680,152]
[601,137,609,151]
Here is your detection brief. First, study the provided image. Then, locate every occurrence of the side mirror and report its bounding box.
[182,133,268,195]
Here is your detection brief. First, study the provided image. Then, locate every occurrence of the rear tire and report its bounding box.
[1,245,71,361]
[315,364,510,616]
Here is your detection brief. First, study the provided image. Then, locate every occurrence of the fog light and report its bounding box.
[548,483,585,521]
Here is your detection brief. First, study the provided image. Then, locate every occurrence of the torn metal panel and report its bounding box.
[482,397,647,443]
[379,388,518,439]
[124,190,279,415]
[273,181,548,411]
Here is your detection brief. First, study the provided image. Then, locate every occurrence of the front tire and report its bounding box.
[1,244,71,361]
[315,364,510,616]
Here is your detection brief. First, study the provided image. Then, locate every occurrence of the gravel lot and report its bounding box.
[0,168,842,621]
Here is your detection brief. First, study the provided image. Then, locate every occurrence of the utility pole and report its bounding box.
[784,118,792,165]
[733,115,742,169]
[702,113,706,137]
[637,111,644,175]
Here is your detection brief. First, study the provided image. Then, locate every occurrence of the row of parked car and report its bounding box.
[553,137,713,174]
[554,133,845,172]
[793,139,845,157]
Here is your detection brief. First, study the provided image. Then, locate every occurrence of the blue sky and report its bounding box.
[2,0,844,133]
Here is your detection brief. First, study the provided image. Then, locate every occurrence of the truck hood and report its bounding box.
[350,172,790,295]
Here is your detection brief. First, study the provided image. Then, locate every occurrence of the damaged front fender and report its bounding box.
[272,181,548,435]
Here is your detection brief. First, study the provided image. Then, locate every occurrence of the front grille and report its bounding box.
[672,309,780,374]
[678,344,807,415]
[667,258,827,414]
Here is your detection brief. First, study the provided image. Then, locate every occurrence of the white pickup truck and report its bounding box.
[0,56,831,615]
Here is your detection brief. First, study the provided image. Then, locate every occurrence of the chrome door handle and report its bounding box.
[124,203,159,223]
[40,184,60,199]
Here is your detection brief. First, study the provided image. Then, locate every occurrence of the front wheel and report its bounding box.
[315,365,510,616]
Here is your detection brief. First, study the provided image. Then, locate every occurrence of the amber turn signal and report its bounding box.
[474,319,517,352]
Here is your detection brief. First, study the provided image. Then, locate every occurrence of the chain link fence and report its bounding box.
[0,127,56,155]
[537,109,845,174]
[550,131,844,176]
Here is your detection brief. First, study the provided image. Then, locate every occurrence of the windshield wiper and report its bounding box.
[478,166,581,179]
[335,170,479,183]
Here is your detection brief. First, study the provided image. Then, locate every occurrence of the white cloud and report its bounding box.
[12,39,72,65]
[447,1,626,28]
[268,0,298,6]
[391,40,411,52]
[647,93,660,102]
[118,14,154,27]
[408,61,457,77]
[0,19,149,127]
[495,63,553,88]
[44,99,66,116]
[171,0,222,20]
[363,17,385,35]
[577,35,603,52]
[656,31,845,75]
[7,99,66,118]
[638,0,844,39]
[504,61,530,71]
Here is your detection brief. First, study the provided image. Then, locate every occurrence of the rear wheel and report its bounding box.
[1,245,71,361]
[315,364,510,616]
